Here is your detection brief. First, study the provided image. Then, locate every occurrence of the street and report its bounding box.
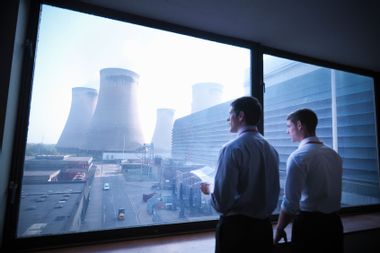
[80,163,168,232]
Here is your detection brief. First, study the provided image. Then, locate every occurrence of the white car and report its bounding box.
[103,183,110,190]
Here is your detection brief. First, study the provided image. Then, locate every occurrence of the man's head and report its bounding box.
[228,96,262,133]
[286,108,318,142]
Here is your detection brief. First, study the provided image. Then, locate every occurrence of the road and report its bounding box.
[80,163,138,231]
[80,163,215,232]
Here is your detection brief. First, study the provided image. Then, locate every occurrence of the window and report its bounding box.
[17,4,250,238]
[10,2,379,250]
[263,55,380,209]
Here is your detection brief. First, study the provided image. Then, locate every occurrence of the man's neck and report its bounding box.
[304,134,316,138]
[238,125,258,134]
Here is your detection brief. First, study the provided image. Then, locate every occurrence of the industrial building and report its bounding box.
[19,155,95,236]
[172,101,235,166]
[263,61,380,206]
[18,183,87,237]
[23,155,95,183]
[171,61,380,208]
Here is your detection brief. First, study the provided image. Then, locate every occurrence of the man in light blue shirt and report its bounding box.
[201,96,280,253]
[274,108,343,253]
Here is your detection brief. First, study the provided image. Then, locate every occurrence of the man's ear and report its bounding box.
[238,111,245,123]
[296,120,303,131]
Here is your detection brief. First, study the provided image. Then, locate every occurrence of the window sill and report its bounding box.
[30,212,380,253]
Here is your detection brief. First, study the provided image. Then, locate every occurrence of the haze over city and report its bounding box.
[28,5,250,144]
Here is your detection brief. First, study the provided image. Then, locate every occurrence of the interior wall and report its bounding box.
[0,0,28,247]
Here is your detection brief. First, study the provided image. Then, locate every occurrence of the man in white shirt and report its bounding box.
[201,96,280,253]
[274,108,343,253]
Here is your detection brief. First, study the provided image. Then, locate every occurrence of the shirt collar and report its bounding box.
[238,125,258,135]
[299,136,321,148]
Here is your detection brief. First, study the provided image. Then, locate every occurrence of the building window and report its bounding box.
[17,4,250,237]
[263,55,380,209]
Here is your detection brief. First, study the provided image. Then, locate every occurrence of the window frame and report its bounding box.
[3,0,380,251]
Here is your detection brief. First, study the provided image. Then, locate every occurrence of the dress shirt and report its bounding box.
[211,125,280,219]
[281,136,343,215]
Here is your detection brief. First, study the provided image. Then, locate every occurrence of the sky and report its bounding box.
[27,5,251,144]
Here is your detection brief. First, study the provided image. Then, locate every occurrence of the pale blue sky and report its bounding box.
[28,4,250,144]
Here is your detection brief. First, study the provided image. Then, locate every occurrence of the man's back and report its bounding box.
[288,142,342,213]
[212,130,280,218]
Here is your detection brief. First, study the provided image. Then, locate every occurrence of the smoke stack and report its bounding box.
[151,108,175,154]
[83,68,144,152]
[56,87,98,151]
[192,82,223,113]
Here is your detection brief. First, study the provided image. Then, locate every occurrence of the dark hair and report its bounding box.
[230,96,262,125]
[287,108,318,134]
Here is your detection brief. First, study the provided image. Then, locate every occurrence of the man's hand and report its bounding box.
[274,228,288,244]
[200,182,210,195]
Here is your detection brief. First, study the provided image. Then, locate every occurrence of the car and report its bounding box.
[103,182,110,190]
[117,208,125,220]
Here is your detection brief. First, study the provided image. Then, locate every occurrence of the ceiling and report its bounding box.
[78,0,380,74]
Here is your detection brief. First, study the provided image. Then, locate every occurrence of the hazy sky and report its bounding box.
[27,4,250,144]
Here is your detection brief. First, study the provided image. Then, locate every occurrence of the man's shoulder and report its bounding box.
[291,144,340,161]
[288,148,306,162]
[222,137,240,149]
[226,134,275,150]
[221,135,251,152]
[320,145,342,160]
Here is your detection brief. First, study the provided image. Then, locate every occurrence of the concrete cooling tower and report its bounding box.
[82,68,144,152]
[151,108,175,154]
[56,87,98,151]
[191,82,223,113]
[244,68,251,95]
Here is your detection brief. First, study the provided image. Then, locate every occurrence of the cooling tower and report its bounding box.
[82,68,144,152]
[151,108,175,154]
[244,68,251,95]
[56,87,98,151]
[191,82,223,113]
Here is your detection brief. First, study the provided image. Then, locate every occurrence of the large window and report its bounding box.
[263,55,380,209]
[17,5,250,237]
[13,2,379,247]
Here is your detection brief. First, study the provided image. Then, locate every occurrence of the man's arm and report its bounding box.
[274,210,295,243]
[274,155,304,243]
[210,146,240,214]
